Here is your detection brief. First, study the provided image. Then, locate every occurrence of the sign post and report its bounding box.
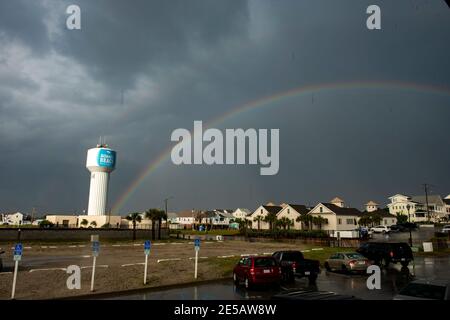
[194,238,200,279]
[11,243,22,299]
[91,239,100,292]
[144,240,151,284]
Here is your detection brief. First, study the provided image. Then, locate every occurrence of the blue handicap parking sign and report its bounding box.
[144,240,151,250]
[14,243,23,256]
[92,241,100,252]
[194,238,200,247]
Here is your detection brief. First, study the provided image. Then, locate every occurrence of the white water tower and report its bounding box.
[86,142,117,216]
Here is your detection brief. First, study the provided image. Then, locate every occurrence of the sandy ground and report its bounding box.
[0,240,308,299]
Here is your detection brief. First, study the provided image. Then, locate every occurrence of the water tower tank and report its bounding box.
[86,144,117,216]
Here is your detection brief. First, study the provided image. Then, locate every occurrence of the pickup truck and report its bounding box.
[272,250,320,283]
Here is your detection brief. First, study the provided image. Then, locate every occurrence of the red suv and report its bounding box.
[233,256,281,289]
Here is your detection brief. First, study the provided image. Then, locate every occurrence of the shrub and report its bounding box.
[39,220,54,228]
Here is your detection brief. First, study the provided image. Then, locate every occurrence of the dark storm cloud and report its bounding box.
[0,0,449,214]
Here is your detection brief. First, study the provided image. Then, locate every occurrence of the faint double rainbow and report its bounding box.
[111,80,450,213]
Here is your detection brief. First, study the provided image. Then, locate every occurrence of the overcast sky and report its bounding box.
[0,0,449,215]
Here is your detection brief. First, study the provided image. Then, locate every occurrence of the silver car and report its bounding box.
[324,252,370,273]
[394,280,450,300]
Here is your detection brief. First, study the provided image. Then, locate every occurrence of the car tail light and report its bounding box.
[390,251,394,257]
[250,268,255,275]
[349,260,356,267]
[278,267,282,274]
[365,260,370,265]
[292,262,297,272]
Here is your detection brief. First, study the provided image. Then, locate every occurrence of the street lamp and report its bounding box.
[164,197,174,233]
[406,204,412,247]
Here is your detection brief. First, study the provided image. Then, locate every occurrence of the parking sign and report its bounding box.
[194,238,200,250]
[144,240,151,255]
[13,243,22,261]
[92,241,100,257]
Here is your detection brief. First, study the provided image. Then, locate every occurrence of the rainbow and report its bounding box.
[111,80,450,213]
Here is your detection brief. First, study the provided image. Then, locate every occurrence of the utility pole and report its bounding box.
[423,184,431,222]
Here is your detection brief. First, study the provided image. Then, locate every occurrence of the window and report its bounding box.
[346,219,353,224]
[261,209,263,214]
[338,218,342,225]
[319,207,323,213]
[287,209,290,214]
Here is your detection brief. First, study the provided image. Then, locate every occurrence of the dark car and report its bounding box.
[233,256,281,289]
[272,250,320,283]
[356,242,413,268]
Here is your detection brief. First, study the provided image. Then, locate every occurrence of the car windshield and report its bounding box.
[254,258,276,267]
[283,252,304,261]
[399,283,446,300]
[345,253,364,259]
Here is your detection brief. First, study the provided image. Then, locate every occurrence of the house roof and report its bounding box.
[362,208,396,218]
[234,208,251,215]
[262,205,283,214]
[330,197,344,203]
[177,210,199,218]
[321,203,362,216]
[443,199,450,205]
[411,195,444,206]
[365,201,378,206]
[287,204,309,215]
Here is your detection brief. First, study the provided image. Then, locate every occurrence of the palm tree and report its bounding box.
[296,214,312,230]
[253,216,263,230]
[153,209,167,240]
[264,212,278,231]
[145,209,158,240]
[90,221,97,228]
[277,217,294,230]
[80,219,88,228]
[126,212,142,241]
[312,216,328,230]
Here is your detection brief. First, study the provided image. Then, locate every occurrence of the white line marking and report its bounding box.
[204,242,213,244]
[218,255,235,258]
[157,258,181,263]
[121,263,145,267]
[81,255,91,258]
[240,253,259,257]
[0,272,12,275]
[41,246,48,249]
[153,243,165,246]
[24,246,32,249]
[77,245,85,248]
[263,252,273,255]
[81,265,109,269]
[68,245,77,248]
[112,244,121,247]
[170,243,184,245]
[189,257,208,260]
[301,250,311,253]
[49,246,57,249]
[311,248,323,251]
[133,244,142,246]
[29,268,66,273]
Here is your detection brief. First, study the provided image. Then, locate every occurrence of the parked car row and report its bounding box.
[233,250,321,289]
[232,241,415,290]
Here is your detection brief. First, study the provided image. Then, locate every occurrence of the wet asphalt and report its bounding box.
[103,255,450,300]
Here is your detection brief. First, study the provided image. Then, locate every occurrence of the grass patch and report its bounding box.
[203,257,241,277]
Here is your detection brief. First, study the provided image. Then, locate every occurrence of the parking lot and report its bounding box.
[0,227,448,300]
[103,255,450,300]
